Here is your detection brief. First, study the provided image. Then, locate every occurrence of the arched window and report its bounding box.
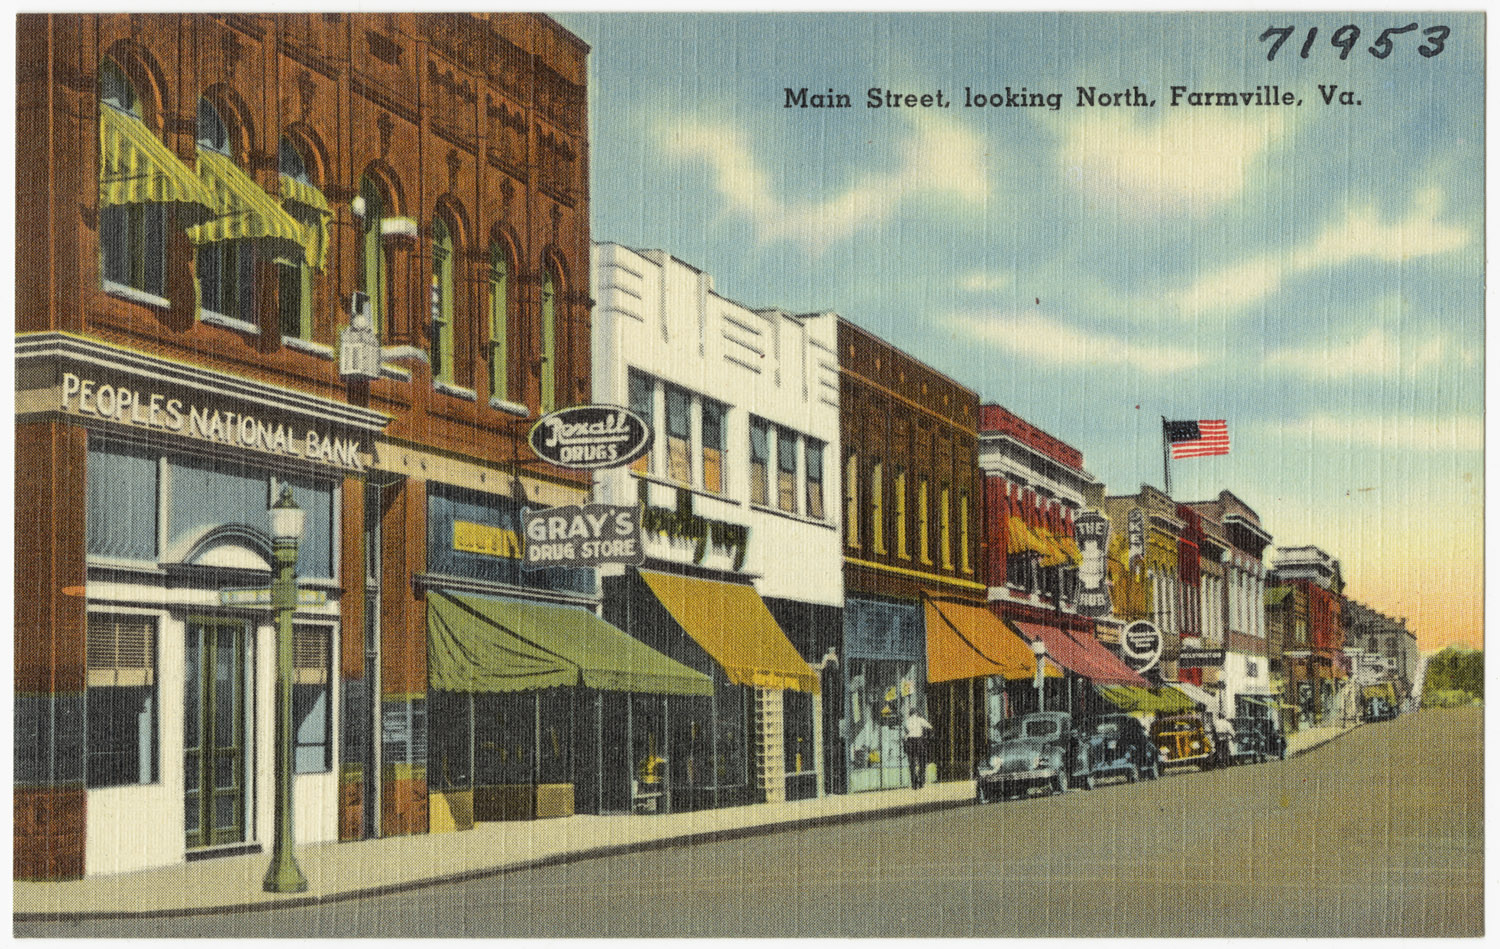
[275,137,326,341]
[959,490,972,573]
[540,268,558,413]
[870,460,885,554]
[430,216,455,384]
[196,98,230,154]
[358,176,386,336]
[100,58,139,116]
[487,243,510,401]
[98,58,167,300]
[193,98,255,326]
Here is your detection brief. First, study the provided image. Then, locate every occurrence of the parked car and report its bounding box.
[1083,714,1161,782]
[1150,712,1215,770]
[1364,696,1399,722]
[1216,716,1286,765]
[976,711,1094,802]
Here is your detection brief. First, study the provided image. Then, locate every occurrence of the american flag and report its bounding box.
[1165,419,1230,459]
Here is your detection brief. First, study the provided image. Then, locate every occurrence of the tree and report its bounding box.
[1422,647,1483,706]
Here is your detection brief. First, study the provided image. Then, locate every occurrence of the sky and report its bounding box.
[556,11,1483,652]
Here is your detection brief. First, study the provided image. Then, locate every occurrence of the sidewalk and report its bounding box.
[15,721,1359,920]
[1285,720,1360,758]
[14,781,974,920]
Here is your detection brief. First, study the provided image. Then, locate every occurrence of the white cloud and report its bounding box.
[1161,188,1472,318]
[946,311,1205,374]
[1264,326,1449,379]
[659,113,989,254]
[1060,109,1285,216]
[1273,412,1483,453]
[960,269,1013,292]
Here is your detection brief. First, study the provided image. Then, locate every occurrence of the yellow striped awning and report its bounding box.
[185,149,305,252]
[279,174,332,270]
[98,105,215,222]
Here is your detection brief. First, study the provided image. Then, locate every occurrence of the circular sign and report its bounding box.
[528,405,653,469]
[1121,620,1163,673]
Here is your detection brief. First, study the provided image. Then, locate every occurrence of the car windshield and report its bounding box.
[999,718,1061,741]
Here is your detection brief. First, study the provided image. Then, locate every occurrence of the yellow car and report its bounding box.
[1150,712,1215,770]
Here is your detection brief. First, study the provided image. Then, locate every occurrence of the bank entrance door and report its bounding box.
[185,617,252,849]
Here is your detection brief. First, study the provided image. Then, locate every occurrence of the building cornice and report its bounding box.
[17,331,390,433]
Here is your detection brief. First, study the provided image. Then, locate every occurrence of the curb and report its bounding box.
[14,794,975,922]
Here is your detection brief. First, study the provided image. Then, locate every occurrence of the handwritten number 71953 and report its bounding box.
[1260,24,1449,61]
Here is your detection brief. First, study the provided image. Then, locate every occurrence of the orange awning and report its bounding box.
[924,594,1062,683]
[639,569,819,693]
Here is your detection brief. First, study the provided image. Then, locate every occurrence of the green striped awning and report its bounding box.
[280,174,332,270]
[428,591,714,697]
[98,105,215,222]
[184,149,305,252]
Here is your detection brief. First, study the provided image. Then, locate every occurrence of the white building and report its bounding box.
[591,243,842,807]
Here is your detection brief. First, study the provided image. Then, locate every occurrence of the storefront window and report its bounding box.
[85,615,158,787]
[537,689,573,786]
[293,625,332,773]
[845,658,919,792]
[87,438,159,561]
[427,690,472,791]
[473,692,533,787]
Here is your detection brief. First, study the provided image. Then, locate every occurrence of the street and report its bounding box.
[18,706,1481,938]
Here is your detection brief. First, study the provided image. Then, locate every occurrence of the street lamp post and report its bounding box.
[264,485,308,893]
[1032,639,1048,713]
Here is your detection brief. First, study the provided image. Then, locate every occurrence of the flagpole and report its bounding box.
[1161,416,1172,497]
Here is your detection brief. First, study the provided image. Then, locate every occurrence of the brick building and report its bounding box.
[836,321,1041,789]
[16,12,592,878]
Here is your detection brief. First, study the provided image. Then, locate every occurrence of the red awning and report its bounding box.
[1009,619,1150,687]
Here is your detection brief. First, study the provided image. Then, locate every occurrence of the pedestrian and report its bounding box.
[903,706,934,789]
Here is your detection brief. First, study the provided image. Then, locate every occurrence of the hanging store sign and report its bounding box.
[1074,511,1112,617]
[522,504,645,568]
[1177,647,1226,668]
[528,405,652,469]
[1128,508,1145,568]
[1121,620,1163,673]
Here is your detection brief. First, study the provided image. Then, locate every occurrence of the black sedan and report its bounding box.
[1083,714,1161,782]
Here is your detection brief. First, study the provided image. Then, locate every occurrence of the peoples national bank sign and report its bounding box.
[16,333,388,473]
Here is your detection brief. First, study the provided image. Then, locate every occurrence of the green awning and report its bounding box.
[185,149,306,253]
[98,105,215,222]
[279,173,332,270]
[428,591,714,696]
[1097,684,1199,714]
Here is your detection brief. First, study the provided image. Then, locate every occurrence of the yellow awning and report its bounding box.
[924,595,1062,683]
[279,173,332,270]
[98,105,215,221]
[185,149,306,252]
[639,570,819,693]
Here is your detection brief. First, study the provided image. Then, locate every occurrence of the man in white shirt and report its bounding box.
[903,707,934,789]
